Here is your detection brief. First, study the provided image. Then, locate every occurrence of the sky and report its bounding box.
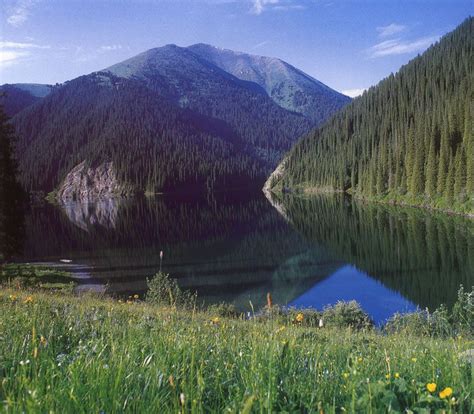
[0,0,472,97]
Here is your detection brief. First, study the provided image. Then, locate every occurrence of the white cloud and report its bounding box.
[251,40,269,50]
[6,0,39,27]
[251,0,279,15]
[368,35,439,58]
[273,4,305,11]
[376,23,406,38]
[99,45,123,52]
[0,41,49,49]
[0,50,29,67]
[250,0,304,15]
[341,88,367,98]
[0,39,49,67]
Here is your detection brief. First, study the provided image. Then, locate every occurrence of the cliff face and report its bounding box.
[263,158,286,195]
[56,161,130,202]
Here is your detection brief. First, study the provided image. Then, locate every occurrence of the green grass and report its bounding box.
[0,287,472,413]
[0,264,75,291]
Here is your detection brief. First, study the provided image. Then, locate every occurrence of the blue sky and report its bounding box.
[0,0,472,96]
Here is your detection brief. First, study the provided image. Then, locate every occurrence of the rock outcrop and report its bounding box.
[56,161,130,202]
[263,157,286,195]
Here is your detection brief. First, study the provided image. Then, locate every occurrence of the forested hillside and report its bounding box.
[13,72,278,194]
[11,44,349,196]
[0,84,52,117]
[270,18,473,214]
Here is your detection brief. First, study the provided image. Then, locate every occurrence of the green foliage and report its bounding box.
[320,300,373,330]
[146,271,196,309]
[0,264,75,291]
[12,59,315,194]
[451,285,474,334]
[0,288,471,412]
[384,286,473,337]
[0,103,25,262]
[206,302,242,319]
[274,18,473,214]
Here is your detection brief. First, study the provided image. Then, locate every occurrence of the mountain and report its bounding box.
[268,17,473,214]
[11,44,348,199]
[0,83,53,117]
[188,43,350,124]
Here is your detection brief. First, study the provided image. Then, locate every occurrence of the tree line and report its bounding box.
[276,17,473,213]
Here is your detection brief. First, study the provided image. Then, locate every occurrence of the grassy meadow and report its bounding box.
[0,276,472,413]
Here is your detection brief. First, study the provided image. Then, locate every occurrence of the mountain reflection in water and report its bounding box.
[17,191,473,322]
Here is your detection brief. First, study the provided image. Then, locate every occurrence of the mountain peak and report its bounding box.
[187,43,350,123]
[102,42,349,124]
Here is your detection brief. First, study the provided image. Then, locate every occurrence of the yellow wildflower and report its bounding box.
[426,383,437,393]
[357,357,363,363]
[40,336,47,346]
[9,294,17,302]
[295,313,304,323]
[23,296,33,304]
[411,357,417,363]
[394,373,400,379]
[343,372,350,379]
[439,387,453,399]
[211,317,220,325]
[385,374,391,380]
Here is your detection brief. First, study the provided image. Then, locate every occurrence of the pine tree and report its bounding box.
[0,103,25,262]
[453,146,465,201]
[425,137,437,197]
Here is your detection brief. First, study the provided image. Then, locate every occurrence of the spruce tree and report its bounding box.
[0,103,25,262]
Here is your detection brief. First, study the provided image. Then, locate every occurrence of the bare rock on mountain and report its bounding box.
[57,161,131,202]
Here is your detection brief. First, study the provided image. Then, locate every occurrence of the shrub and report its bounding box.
[451,285,473,334]
[321,300,373,330]
[146,271,196,309]
[385,286,473,337]
[286,308,322,327]
[206,302,242,319]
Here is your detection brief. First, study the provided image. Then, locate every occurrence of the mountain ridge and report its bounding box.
[8,42,350,198]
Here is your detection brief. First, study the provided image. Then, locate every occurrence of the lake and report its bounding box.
[16,191,474,324]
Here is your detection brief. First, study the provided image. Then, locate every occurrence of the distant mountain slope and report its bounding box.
[104,44,311,165]
[269,17,473,215]
[188,43,350,124]
[11,43,348,198]
[0,83,52,117]
[13,72,273,195]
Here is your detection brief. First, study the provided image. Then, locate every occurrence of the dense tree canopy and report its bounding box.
[0,102,25,261]
[273,18,473,213]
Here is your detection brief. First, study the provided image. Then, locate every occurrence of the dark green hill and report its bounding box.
[0,84,52,117]
[11,44,348,196]
[269,18,473,214]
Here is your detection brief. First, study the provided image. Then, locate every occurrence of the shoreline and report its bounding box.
[267,187,474,219]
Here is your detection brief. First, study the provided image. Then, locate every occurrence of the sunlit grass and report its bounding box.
[0,289,472,413]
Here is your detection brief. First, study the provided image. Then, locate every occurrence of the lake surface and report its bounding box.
[16,192,474,324]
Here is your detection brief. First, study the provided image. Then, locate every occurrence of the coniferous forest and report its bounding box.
[7,44,349,197]
[271,18,473,214]
[0,104,25,261]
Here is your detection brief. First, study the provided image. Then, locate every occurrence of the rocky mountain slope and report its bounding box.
[188,43,350,124]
